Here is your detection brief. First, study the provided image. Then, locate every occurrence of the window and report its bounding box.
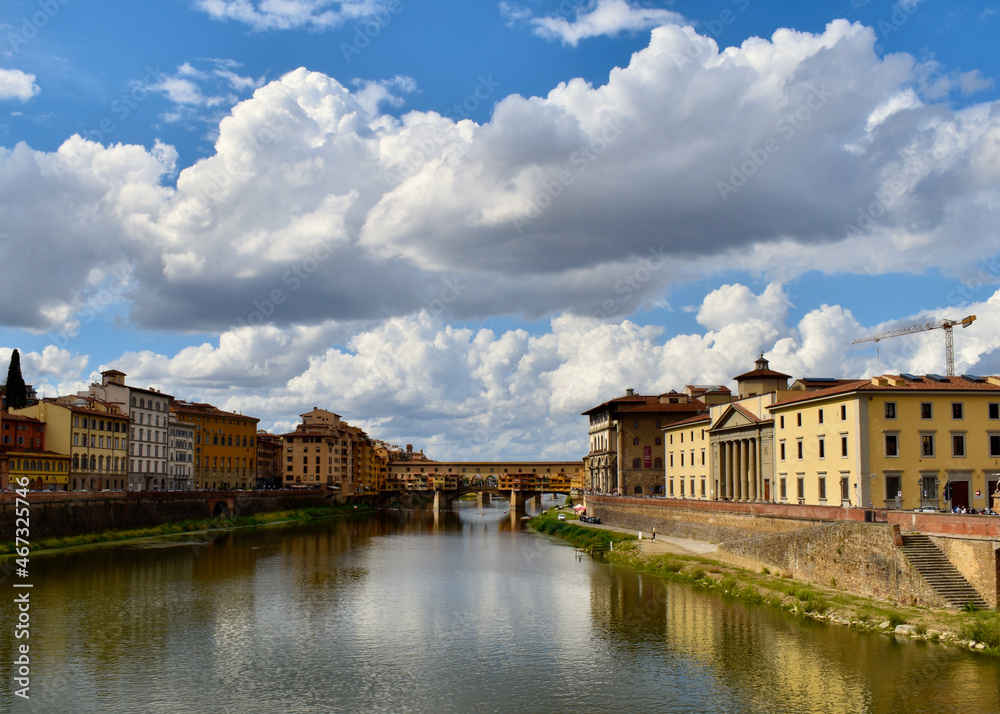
[841,476,850,501]
[796,439,803,460]
[885,433,899,457]
[680,433,684,443]
[654,457,663,469]
[796,476,804,500]
[818,438,825,459]
[921,434,935,457]
[990,403,999,420]
[797,413,802,427]
[840,404,847,420]
[818,409,824,424]
[920,402,932,419]
[669,434,673,444]
[951,434,965,457]
[779,415,785,429]
[700,479,706,497]
[633,437,640,446]
[818,476,827,501]
[952,403,963,420]
[680,453,685,467]
[989,434,1000,458]
[701,449,705,466]
[654,437,661,446]
[886,474,901,501]
[779,441,786,461]
[780,477,787,500]
[885,402,896,419]
[669,454,673,468]
[841,435,848,458]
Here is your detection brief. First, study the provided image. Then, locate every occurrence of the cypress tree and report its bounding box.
[4,349,28,410]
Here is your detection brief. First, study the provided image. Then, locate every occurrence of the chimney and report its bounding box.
[625,388,635,397]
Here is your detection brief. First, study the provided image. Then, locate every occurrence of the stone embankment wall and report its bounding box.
[0,491,331,541]
[587,496,999,609]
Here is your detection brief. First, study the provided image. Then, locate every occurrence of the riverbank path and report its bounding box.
[575,519,719,557]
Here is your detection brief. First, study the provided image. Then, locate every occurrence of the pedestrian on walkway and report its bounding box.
[652,527,656,541]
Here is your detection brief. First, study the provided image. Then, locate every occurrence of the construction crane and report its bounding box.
[852,315,976,376]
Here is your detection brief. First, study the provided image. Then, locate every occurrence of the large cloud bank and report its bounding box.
[1,19,997,336]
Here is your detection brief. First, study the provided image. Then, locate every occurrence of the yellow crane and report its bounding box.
[852,315,977,376]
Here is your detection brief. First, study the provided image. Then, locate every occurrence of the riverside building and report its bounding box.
[171,401,259,490]
[584,387,723,495]
[768,373,1000,511]
[85,370,173,491]
[13,398,130,491]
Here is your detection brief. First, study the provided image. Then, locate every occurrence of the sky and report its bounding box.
[0,0,998,460]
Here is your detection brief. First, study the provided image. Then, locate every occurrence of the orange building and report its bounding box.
[171,401,260,490]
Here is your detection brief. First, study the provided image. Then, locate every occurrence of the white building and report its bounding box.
[85,370,173,491]
[168,415,195,491]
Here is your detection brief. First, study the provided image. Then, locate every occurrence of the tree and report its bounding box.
[4,349,27,410]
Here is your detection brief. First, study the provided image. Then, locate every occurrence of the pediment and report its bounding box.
[711,405,760,432]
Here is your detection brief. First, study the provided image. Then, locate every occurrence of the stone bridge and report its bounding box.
[431,486,570,512]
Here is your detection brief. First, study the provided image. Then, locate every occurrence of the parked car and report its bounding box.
[557,513,566,521]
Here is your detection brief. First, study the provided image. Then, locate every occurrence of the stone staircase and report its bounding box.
[900,533,989,609]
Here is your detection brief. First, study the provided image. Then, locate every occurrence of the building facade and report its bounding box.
[0,412,68,490]
[282,408,357,491]
[171,402,259,490]
[584,389,713,495]
[385,459,584,491]
[13,398,130,491]
[86,370,173,491]
[255,431,283,489]
[769,373,1000,511]
[167,416,195,491]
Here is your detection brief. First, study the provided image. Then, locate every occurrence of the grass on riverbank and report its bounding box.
[530,511,636,554]
[533,513,1000,656]
[0,503,374,555]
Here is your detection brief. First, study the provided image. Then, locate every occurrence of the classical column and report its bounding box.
[715,441,726,501]
[749,438,758,502]
[738,439,750,501]
[726,441,735,500]
[733,440,741,501]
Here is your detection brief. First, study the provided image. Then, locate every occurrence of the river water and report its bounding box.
[3,499,999,713]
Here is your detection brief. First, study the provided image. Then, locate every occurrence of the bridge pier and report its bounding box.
[509,490,527,514]
[433,491,442,512]
[476,491,483,509]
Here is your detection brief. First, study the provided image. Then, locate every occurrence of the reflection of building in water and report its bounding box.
[587,566,887,711]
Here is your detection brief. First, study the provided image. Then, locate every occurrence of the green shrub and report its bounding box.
[959,613,1000,649]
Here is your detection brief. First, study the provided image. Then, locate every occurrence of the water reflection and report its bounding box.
[3,501,998,713]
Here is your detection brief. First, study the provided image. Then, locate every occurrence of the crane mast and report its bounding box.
[851,315,977,376]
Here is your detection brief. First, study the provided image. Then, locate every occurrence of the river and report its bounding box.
[3,498,999,713]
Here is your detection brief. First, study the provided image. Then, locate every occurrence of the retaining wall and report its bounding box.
[0,491,332,541]
[586,496,999,609]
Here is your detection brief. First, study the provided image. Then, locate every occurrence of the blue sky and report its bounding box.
[1,0,999,459]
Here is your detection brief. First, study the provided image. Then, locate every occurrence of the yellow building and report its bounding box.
[664,414,712,499]
[14,398,130,491]
[769,374,1000,510]
[6,450,71,490]
[171,401,259,490]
